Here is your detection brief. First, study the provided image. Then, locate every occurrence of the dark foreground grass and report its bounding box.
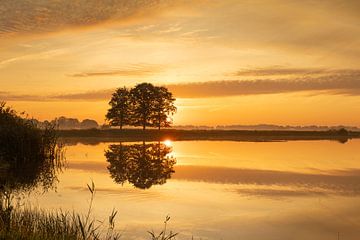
[0,182,178,240]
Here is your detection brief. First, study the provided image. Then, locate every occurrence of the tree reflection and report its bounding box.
[105,142,176,189]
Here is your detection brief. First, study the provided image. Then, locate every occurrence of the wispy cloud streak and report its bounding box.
[0,49,67,68]
[2,68,360,101]
[68,64,164,77]
[167,69,360,98]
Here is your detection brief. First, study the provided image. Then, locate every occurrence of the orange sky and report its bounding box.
[1,0,360,126]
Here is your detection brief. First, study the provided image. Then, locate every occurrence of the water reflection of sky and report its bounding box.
[26,140,360,240]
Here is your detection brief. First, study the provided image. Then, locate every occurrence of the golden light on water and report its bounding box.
[163,139,172,147]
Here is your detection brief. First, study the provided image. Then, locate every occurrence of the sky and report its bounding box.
[1,0,360,126]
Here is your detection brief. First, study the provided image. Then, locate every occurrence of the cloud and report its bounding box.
[53,90,113,101]
[234,67,331,77]
[0,0,183,36]
[167,69,360,98]
[0,49,67,68]
[2,68,360,101]
[68,64,164,77]
[0,90,112,101]
[0,93,48,101]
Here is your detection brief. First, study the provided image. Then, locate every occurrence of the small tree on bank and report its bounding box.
[106,87,130,130]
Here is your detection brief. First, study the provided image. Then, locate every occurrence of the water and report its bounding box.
[26,140,360,239]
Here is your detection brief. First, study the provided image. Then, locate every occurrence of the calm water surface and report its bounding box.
[27,140,360,239]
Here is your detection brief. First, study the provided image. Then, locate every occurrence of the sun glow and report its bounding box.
[163,139,172,147]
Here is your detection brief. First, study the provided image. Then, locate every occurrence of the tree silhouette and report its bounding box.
[152,86,177,130]
[105,142,176,189]
[106,83,177,130]
[106,87,130,130]
[129,83,157,130]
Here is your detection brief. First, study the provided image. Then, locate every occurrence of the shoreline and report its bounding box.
[58,129,359,144]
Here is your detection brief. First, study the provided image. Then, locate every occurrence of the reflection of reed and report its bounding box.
[105,142,176,189]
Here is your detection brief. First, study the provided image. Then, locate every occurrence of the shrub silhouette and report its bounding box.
[0,102,63,193]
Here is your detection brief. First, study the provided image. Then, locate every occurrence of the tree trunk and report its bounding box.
[158,112,161,130]
[142,114,146,130]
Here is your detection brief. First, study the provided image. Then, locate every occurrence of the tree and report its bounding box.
[129,83,156,130]
[152,86,177,130]
[106,83,177,130]
[106,87,130,130]
[80,119,99,129]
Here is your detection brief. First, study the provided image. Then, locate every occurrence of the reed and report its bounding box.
[0,181,121,240]
[0,181,179,240]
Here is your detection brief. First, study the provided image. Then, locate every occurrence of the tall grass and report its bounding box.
[0,181,179,240]
[0,181,121,240]
[148,215,178,240]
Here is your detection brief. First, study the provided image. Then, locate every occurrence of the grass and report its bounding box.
[0,181,179,240]
[148,215,178,240]
[0,181,120,240]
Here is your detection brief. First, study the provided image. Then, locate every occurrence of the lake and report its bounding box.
[26,139,360,240]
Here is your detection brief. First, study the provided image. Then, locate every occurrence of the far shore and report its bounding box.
[58,128,360,144]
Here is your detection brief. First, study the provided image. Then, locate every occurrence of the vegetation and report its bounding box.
[0,102,63,194]
[106,87,131,130]
[0,103,180,239]
[0,182,120,240]
[106,83,176,130]
[0,181,179,240]
[0,102,64,232]
[0,178,178,240]
[151,86,177,130]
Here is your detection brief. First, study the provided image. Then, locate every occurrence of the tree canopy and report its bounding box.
[106,83,176,130]
[106,87,131,130]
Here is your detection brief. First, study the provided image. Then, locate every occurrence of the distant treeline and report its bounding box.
[181,124,360,131]
[33,117,360,132]
[58,128,360,144]
[33,116,99,130]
